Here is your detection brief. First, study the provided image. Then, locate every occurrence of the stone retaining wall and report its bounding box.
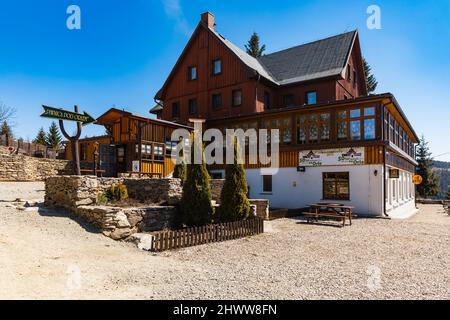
[44,175,268,241]
[77,205,177,240]
[249,199,270,220]
[0,152,72,181]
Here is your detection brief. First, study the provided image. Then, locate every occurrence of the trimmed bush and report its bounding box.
[96,193,109,205]
[173,149,187,185]
[217,139,250,222]
[107,183,129,202]
[180,141,214,226]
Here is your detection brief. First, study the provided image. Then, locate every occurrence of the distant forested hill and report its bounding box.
[432,161,450,199]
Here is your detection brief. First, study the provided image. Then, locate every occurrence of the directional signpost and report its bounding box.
[41,105,95,125]
[41,105,95,176]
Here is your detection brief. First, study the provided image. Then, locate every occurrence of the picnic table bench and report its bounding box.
[125,171,162,178]
[80,169,106,177]
[302,203,354,227]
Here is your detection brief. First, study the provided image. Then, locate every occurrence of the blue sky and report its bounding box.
[0,0,449,160]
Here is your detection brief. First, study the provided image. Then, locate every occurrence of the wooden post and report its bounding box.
[59,105,82,175]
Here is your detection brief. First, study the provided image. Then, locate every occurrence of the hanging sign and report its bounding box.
[412,175,423,185]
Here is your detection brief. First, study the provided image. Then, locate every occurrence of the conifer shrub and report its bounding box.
[217,139,250,222]
[180,140,214,226]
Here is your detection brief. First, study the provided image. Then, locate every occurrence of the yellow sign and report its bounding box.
[412,175,423,185]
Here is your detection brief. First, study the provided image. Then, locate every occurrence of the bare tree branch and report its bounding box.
[0,101,17,123]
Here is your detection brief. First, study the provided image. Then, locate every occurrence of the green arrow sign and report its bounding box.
[41,105,96,125]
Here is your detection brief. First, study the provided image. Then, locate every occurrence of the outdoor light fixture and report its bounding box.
[374,170,378,176]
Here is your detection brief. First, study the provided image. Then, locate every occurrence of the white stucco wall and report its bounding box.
[385,166,417,219]
[242,165,384,216]
[211,163,417,218]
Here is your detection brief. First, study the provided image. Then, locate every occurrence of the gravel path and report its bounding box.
[0,182,449,299]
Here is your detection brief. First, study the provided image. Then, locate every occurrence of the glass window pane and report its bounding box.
[337,122,347,140]
[364,107,375,116]
[338,111,347,119]
[364,118,376,140]
[298,128,306,144]
[213,59,221,74]
[350,109,361,118]
[297,115,306,125]
[320,113,330,121]
[350,120,361,140]
[263,175,272,192]
[283,128,292,144]
[306,91,317,105]
[320,123,330,142]
[309,124,318,142]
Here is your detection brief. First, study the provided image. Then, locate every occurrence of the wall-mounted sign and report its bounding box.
[389,169,400,178]
[297,166,306,172]
[41,105,96,125]
[132,161,140,173]
[412,175,423,185]
[299,147,365,167]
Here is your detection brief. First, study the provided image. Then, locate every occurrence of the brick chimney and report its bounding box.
[201,12,215,30]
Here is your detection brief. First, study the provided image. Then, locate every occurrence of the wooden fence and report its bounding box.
[0,134,59,159]
[150,218,264,252]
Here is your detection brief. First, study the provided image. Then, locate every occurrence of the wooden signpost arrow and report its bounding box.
[41,105,96,125]
[41,105,95,176]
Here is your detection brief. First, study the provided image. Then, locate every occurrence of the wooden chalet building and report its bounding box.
[66,108,191,178]
[151,12,419,218]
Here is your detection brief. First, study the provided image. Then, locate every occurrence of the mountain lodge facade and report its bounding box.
[151,12,419,218]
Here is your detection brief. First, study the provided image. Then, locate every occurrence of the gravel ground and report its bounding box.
[0,182,449,300]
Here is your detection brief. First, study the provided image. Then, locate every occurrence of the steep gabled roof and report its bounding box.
[154,23,359,103]
[258,31,357,85]
[209,29,277,83]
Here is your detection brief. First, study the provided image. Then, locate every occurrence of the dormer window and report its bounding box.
[283,94,295,107]
[188,66,197,80]
[306,91,317,105]
[212,59,222,75]
[347,65,351,81]
[172,102,180,118]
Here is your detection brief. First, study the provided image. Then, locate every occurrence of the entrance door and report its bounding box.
[99,144,117,177]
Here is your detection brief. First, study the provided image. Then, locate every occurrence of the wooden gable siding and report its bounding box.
[162,26,257,123]
[336,46,365,99]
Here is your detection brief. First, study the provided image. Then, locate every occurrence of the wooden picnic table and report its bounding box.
[125,171,162,178]
[303,203,355,227]
[80,169,106,177]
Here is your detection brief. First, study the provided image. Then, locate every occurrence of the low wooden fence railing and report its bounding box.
[150,218,264,252]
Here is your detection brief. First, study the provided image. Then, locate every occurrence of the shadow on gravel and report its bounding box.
[289,215,344,229]
[38,207,101,234]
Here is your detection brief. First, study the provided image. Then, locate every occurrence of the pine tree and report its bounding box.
[217,139,250,222]
[363,58,378,94]
[0,121,13,138]
[245,32,266,58]
[416,135,440,198]
[33,127,47,146]
[173,147,187,185]
[46,122,62,150]
[445,185,450,200]
[180,140,214,226]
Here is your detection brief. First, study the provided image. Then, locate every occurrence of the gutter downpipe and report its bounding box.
[382,103,390,218]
